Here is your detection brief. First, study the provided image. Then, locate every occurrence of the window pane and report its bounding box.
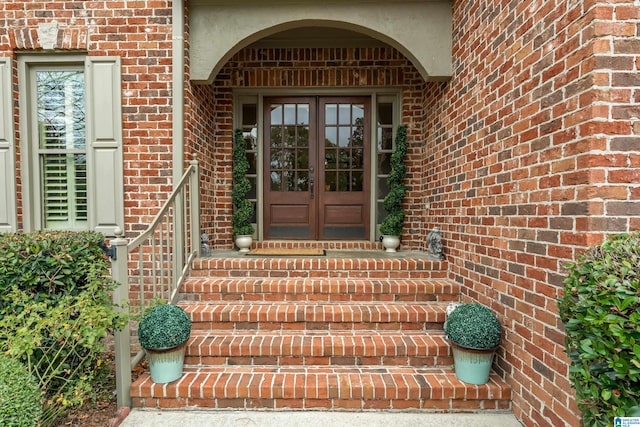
[339,104,350,124]
[325,104,337,125]
[37,71,85,150]
[378,103,393,126]
[42,153,87,229]
[270,105,282,125]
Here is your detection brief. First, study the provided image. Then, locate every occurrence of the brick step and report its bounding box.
[182,278,460,303]
[182,302,447,331]
[190,256,447,279]
[130,366,512,411]
[185,330,453,367]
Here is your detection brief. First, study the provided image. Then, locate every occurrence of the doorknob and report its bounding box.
[309,166,314,199]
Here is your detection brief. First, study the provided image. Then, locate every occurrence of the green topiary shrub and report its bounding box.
[445,303,502,349]
[232,128,256,236]
[138,304,192,349]
[558,232,640,427]
[379,125,407,236]
[0,355,42,427]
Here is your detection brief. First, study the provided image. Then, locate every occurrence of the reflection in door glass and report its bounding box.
[339,104,351,124]
[284,104,296,125]
[271,105,282,125]
[325,104,337,125]
[352,105,364,124]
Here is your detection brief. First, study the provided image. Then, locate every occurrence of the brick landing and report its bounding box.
[130,250,512,412]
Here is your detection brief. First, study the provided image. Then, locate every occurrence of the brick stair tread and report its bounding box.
[183,302,447,323]
[182,277,459,302]
[130,366,511,403]
[186,330,451,358]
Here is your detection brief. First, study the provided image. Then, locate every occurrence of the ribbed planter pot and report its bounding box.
[235,235,253,253]
[450,341,497,385]
[145,342,187,384]
[381,235,400,252]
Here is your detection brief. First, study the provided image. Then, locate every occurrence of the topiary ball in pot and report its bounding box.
[0,355,42,427]
[445,303,502,350]
[138,304,192,350]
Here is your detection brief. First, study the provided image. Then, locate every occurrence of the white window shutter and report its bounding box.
[85,57,124,236]
[0,57,17,233]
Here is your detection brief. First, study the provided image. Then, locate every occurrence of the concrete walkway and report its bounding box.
[120,409,523,427]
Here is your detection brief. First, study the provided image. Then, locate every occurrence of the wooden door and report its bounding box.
[264,96,370,240]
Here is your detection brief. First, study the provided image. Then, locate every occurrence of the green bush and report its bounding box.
[0,355,42,427]
[232,128,256,236]
[138,304,192,349]
[380,125,407,236]
[0,231,125,426]
[445,303,502,349]
[558,232,640,426]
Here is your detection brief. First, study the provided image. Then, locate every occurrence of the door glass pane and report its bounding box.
[271,149,282,169]
[352,105,364,124]
[339,149,350,168]
[284,104,296,125]
[339,104,350,124]
[296,149,309,169]
[298,104,309,125]
[271,126,283,147]
[325,171,336,192]
[352,149,364,169]
[325,150,336,170]
[271,105,282,125]
[285,125,297,148]
[325,104,337,125]
[352,124,364,147]
[325,127,337,147]
[338,127,350,147]
[297,126,309,147]
[297,171,309,191]
[270,171,281,191]
[284,171,295,191]
[352,171,363,191]
[337,171,349,191]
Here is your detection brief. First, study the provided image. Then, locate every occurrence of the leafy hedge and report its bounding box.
[0,355,42,427]
[0,231,125,426]
[558,232,640,426]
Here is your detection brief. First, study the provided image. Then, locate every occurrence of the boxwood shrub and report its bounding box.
[558,232,640,426]
[0,355,42,427]
[444,303,502,350]
[139,304,192,349]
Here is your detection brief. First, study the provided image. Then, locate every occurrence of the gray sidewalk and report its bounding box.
[120,409,523,427]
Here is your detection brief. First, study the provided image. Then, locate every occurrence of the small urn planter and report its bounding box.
[444,303,502,385]
[381,235,401,253]
[138,304,192,384]
[234,234,253,253]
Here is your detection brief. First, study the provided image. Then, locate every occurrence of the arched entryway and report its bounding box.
[187,1,452,246]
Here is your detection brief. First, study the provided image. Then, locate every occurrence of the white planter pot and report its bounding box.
[381,235,400,252]
[235,235,253,253]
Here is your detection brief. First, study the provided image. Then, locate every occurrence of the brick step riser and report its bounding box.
[133,396,511,411]
[190,270,447,279]
[190,321,444,332]
[182,293,459,303]
[184,355,453,367]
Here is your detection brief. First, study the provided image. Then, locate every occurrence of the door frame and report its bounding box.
[234,88,402,242]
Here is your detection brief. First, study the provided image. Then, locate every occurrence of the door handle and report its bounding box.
[309,166,314,199]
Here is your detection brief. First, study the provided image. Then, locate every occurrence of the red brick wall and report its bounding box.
[424,1,640,426]
[0,0,174,234]
[202,47,427,248]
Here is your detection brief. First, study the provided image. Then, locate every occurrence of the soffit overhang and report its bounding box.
[189,0,453,84]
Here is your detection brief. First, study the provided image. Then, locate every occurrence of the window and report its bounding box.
[18,56,124,235]
[35,68,88,230]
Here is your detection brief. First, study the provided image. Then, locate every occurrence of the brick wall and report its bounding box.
[202,47,427,248]
[0,0,174,234]
[425,1,640,426]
